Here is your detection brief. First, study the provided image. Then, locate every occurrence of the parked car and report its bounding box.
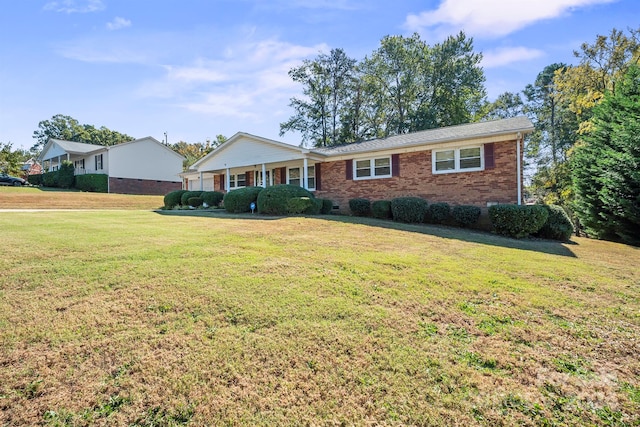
[0,173,27,186]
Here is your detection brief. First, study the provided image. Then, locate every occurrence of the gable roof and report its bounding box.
[312,116,534,157]
[190,131,319,170]
[41,139,105,158]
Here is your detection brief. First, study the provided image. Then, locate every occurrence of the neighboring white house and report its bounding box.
[38,137,185,195]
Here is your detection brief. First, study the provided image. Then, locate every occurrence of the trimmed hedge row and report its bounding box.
[202,191,224,207]
[390,197,428,223]
[452,205,481,228]
[535,205,574,241]
[488,204,549,238]
[75,174,108,193]
[349,198,371,217]
[372,200,392,219]
[27,174,43,186]
[223,186,264,213]
[257,184,316,215]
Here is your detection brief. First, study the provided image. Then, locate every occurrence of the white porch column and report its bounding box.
[199,172,203,191]
[226,168,231,191]
[57,155,61,170]
[302,158,308,189]
[516,133,522,206]
[261,163,266,188]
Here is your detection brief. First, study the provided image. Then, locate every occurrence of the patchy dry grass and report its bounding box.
[0,186,163,210]
[0,190,639,425]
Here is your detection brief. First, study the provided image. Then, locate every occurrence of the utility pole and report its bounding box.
[164,131,168,145]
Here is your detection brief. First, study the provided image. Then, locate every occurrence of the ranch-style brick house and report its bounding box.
[181,116,534,212]
[39,136,184,195]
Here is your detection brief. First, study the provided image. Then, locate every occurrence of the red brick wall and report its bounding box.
[314,140,521,212]
[109,177,182,195]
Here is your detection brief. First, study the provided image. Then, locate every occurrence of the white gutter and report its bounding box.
[516,132,522,205]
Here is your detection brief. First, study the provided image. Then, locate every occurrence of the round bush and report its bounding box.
[391,197,428,223]
[187,197,203,207]
[286,197,314,214]
[320,199,334,215]
[223,186,264,213]
[349,198,371,217]
[180,191,203,206]
[452,205,481,228]
[257,184,316,215]
[372,200,392,219]
[535,205,574,241]
[427,202,451,224]
[488,204,549,238]
[202,191,224,207]
[164,190,187,209]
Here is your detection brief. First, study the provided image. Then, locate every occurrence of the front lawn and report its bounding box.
[0,206,638,424]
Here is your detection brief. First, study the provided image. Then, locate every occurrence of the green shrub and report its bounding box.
[27,174,43,186]
[349,198,371,217]
[452,205,481,228]
[180,191,203,206]
[488,204,549,238]
[372,200,392,219]
[257,184,316,215]
[42,171,59,188]
[223,186,263,213]
[75,174,108,193]
[58,161,75,189]
[163,190,187,209]
[75,174,107,193]
[287,197,314,214]
[535,205,574,241]
[187,197,203,207]
[320,198,334,215]
[391,197,428,223]
[201,191,224,208]
[427,202,450,224]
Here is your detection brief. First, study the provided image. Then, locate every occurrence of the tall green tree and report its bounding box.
[480,91,525,120]
[0,142,29,176]
[280,48,356,147]
[524,64,579,205]
[172,135,226,170]
[554,27,640,132]
[572,65,640,245]
[412,31,485,130]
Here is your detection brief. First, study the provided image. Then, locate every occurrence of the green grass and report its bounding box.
[1,208,639,425]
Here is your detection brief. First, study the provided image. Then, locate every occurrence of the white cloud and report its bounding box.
[139,38,329,120]
[482,46,545,68]
[106,17,132,31]
[405,0,616,39]
[43,0,105,13]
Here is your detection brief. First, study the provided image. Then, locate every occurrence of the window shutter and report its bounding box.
[345,159,353,180]
[392,154,400,177]
[280,167,287,184]
[246,171,252,186]
[95,155,98,170]
[220,174,225,191]
[315,163,322,191]
[485,143,495,169]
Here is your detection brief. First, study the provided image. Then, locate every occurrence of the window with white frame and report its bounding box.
[288,167,301,186]
[307,165,315,190]
[229,173,246,189]
[354,156,391,180]
[433,146,483,174]
[95,154,103,170]
[287,166,316,189]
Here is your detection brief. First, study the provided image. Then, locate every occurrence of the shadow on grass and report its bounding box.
[155,209,578,257]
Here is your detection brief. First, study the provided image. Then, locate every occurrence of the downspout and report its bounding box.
[517,132,522,205]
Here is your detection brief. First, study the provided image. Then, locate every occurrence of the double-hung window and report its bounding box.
[287,166,316,190]
[95,154,103,170]
[354,157,391,180]
[229,173,246,189]
[432,146,483,174]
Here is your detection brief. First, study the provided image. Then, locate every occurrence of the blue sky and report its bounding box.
[0,0,636,151]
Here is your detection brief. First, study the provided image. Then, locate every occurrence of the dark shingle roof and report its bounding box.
[312,116,533,156]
